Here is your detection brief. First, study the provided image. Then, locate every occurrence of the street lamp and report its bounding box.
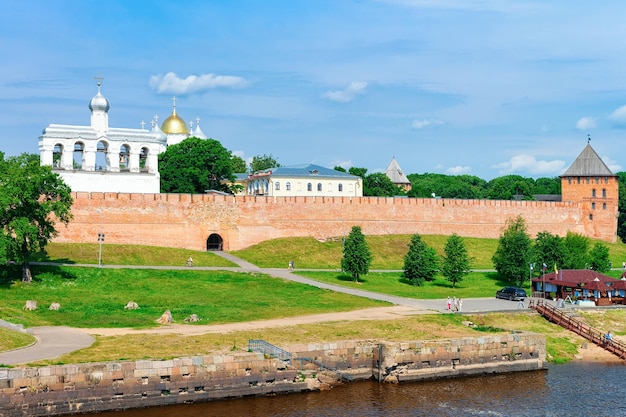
[98,232,105,267]
[529,262,534,295]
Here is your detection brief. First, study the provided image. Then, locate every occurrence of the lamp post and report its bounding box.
[98,232,105,267]
[529,262,534,295]
[542,263,547,299]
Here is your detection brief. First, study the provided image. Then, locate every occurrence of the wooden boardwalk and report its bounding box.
[528,299,626,360]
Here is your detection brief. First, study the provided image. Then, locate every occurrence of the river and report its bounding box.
[96,362,626,417]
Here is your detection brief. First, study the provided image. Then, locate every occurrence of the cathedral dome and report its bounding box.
[88,90,110,113]
[161,105,189,135]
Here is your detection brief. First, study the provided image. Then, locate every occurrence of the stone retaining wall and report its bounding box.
[0,333,546,417]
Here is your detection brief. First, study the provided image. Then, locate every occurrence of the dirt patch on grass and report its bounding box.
[83,306,426,337]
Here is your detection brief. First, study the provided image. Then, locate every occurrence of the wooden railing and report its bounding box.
[528,299,626,360]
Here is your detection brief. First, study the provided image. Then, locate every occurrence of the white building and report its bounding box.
[243,164,363,197]
[38,78,207,193]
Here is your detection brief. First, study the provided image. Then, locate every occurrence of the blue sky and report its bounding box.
[2,0,626,180]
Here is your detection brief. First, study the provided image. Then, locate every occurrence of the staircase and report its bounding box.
[528,299,626,360]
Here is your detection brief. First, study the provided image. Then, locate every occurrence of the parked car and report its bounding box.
[496,287,527,301]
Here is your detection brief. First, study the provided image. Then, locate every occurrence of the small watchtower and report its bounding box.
[560,139,618,242]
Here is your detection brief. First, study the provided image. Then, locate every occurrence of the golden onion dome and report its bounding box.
[161,106,189,135]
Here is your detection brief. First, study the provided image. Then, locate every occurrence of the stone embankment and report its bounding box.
[0,333,545,417]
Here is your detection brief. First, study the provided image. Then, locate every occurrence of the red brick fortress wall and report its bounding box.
[52,192,608,251]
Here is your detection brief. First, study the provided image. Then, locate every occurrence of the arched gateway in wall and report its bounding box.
[206,234,223,251]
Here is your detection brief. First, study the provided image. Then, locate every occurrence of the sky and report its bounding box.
[2,0,626,180]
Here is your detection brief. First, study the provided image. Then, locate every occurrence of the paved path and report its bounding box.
[0,255,535,365]
[0,327,94,365]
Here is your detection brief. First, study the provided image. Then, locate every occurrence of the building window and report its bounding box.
[307,183,312,192]
[275,182,280,191]
[286,182,291,191]
[577,177,580,184]
[589,214,593,220]
[603,203,607,210]
[53,143,63,168]
[602,188,607,198]
[317,183,322,192]
[338,183,343,192]
[592,189,596,198]
[568,177,571,185]
[586,177,590,184]
[605,176,609,184]
[592,202,596,210]
[596,176,599,184]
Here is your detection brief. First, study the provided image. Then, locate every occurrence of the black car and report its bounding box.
[495,287,527,301]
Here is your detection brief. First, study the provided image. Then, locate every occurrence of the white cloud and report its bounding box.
[602,155,622,173]
[446,166,471,175]
[323,81,367,103]
[608,105,626,125]
[332,160,353,170]
[492,154,566,176]
[576,116,597,130]
[149,72,248,95]
[411,118,444,129]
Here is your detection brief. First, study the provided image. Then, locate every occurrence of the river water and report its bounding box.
[97,362,626,417]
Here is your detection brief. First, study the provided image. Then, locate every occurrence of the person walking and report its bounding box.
[447,296,451,310]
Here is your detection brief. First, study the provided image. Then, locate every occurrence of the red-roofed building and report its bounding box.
[532,269,622,305]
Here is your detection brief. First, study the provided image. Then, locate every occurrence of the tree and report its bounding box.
[441,234,472,288]
[333,166,347,173]
[402,234,439,286]
[364,172,401,197]
[159,137,236,194]
[588,242,610,272]
[562,232,589,269]
[0,152,73,282]
[231,155,247,173]
[486,175,534,200]
[348,167,368,178]
[341,226,372,282]
[533,231,566,274]
[492,215,532,286]
[249,154,280,173]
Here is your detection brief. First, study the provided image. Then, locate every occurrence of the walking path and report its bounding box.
[0,254,533,365]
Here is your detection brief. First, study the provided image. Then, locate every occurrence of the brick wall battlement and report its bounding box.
[52,192,615,252]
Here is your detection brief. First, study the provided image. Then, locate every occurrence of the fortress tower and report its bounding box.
[560,141,618,242]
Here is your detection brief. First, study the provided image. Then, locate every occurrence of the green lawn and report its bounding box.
[0,328,35,354]
[0,265,386,329]
[297,271,513,299]
[35,243,237,267]
[232,234,626,270]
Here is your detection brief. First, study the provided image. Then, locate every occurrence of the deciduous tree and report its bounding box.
[231,155,247,173]
[364,172,401,197]
[341,226,372,282]
[492,215,532,286]
[159,137,236,194]
[441,234,471,288]
[588,242,610,272]
[402,234,439,286]
[0,152,73,282]
[533,231,566,274]
[249,154,280,173]
[562,232,589,270]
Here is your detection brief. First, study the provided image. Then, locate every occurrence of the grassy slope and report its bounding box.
[0,266,386,329]
[4,236,626,363]
[36,243,237,267]
[0,328,35,355]
[232,234,626,270]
